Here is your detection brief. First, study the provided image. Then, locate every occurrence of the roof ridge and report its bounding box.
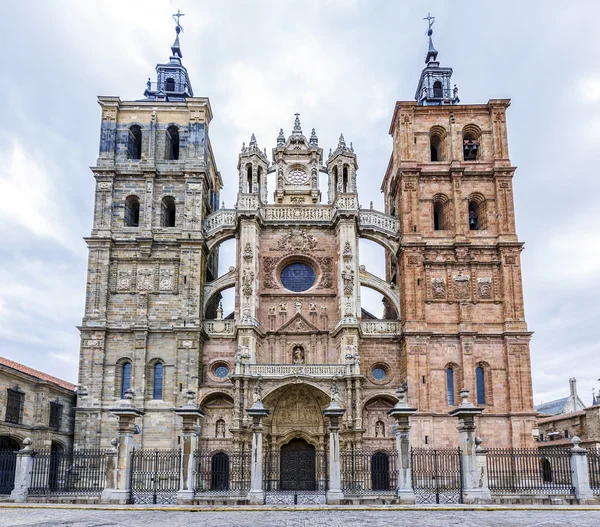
[0,356,76,391]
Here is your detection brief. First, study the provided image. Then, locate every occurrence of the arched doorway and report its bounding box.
[371,451,390,490]
[0,436,19,494]
[280,438,316,491]
[210,452,230,490]
[48,441,64,491]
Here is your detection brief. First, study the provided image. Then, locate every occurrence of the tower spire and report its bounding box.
[171,9,185,58]
[423,13,438,63]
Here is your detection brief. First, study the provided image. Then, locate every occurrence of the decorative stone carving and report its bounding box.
[277,227,317,253]
[309,302,317,312]
[431,278,446,299]
[243,242,253,263]
[453,271,470,299]
[117,269,133,291]
[292,345,305,364]
[279,301,287,312]
[159,269,174,291]
[477,277,492,299]
[341,267,355,296]
[375,421,385,437]
[294,299,302,313]
[188,183,201,191]
[505,255,516,265]
[242,269,254,297]
[137,268,154,291]
[263,257,278,289]
[408,256,419,265]
[342,242,353,260]
[181,340,194,348]
[98,182,112,191]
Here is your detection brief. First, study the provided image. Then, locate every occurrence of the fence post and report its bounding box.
[322,383,346,505]
[9,438,34,503]
[107,389,144,504]
[174,389,205,504]
[387,385,417,503]
[246,378,270,505]
[570,436,594,503]
[449,389,491,504]
[100,438,119,502]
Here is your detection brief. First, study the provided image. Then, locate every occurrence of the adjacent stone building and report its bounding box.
[0,356,76,451]
[74,18,536,453]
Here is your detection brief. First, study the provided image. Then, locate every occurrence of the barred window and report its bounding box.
[153,363,164,400]
[5,389,24,424]
[121,362,132,399]
[49,401,63,430]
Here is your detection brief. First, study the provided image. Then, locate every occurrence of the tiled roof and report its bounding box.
[0,356,76,392]
[535,397,568,416]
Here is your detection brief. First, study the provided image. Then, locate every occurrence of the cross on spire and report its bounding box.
[423,12,435,35]
[173,9,185,33]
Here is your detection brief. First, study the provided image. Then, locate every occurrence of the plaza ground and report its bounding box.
[1,505,600,527]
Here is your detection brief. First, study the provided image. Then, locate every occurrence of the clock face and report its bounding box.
[287,168,308,185]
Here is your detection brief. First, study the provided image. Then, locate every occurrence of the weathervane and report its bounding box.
[423,12,435,35]
[173,9,185,34]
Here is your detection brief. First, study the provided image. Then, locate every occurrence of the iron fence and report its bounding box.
[487,448,574,494]
[341,448,397,495]
[264,449,328,494]
[0,450,17,494]
[587,448,600,495]
[193,449,251,496]
[29,449,108,495]
[130,449,181,505]
[411,447,463,504]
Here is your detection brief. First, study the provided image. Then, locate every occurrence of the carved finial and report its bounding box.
[277,128,285,146]
[310,128,318,146]
[22,437,33,450]
[329,148,332,157]
[264,147,267,157]
[124,389,134,401]
[292,113,302,135]
[350,142,354,152]
[370,201,373,209]
[221,201,225,210]
[147,78,151,90]
[241,142,246,152]
[216,301,223,319]
[171,9,185,58]
[338,133,346,149]
[249,133,257,148]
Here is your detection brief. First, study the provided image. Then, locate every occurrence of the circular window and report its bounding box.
[372,367,386,380]
[287,168,308,185]
[280,262,316,292]
[215,365,230,378]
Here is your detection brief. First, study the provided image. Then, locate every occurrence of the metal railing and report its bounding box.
[264,449,328,495]
[341,448,397,495]
[29,449,108,495]
[486,448,574,495]
[411,447,463,504]
[588,448,600,495]
[194,449,251,496]
[0,450,17,494]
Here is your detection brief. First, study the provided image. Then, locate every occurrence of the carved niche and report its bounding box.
[477,277,493,299]
[453,271,470,300]
[431,278,446,299]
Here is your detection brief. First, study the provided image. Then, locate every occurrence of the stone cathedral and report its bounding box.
[74,19,537,453]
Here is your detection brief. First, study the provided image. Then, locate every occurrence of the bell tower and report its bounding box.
[237,134,269,204]
[326,134,358,205]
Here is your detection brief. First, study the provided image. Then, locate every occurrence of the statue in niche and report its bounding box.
[215,419,226,438]
[292,345,305,364]
[375,420,385,438]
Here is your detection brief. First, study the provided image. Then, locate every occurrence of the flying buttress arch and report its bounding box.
[359,267,401,318]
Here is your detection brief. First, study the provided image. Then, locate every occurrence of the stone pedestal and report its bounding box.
[387,385,417,503]
[100,439,119,502]
[323,394,346,504]
[10,438,34,503]
[570,436,594,503]
[103,389,144,504]
[449,389,491,504]
[174,390,205,503]
[246,388,270,505]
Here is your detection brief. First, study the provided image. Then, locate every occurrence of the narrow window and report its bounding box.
[166,125,180,160]
[342,165,349,193]
[121,362,132,399]
[463,132,480,161]
[161,196,176,227]
[165,78,176,92]
[564,429,569,439]
[5,389,24,424]
[469,201,480,231]
[128,125,142,160]
[476,366,486,405]
[49,401,63,430]
[430,135,441,161]
[333,166,339,193]
[433,81,443,98]
[124,196,140,227]
[434,201,444,230]
[446,368,455,405]
[153,363,163,400]
[257,166,262,196]
[246,165,252,193]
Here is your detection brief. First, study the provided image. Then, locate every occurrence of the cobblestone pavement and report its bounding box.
[1,508,600,527]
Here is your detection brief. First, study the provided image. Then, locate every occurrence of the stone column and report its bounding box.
[100,438,119,502]
[174,390,205,504]
[10,438,34,503]
[323,383,346,504]
[449,389,491,504]
[246,378,270,505]
[570,436,594,503]
[387,385,417,503]
[107,389,144,504]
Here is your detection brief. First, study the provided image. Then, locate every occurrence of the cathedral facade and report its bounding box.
[74,21,536,454]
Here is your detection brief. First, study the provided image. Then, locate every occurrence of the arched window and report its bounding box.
[161,196,176,227]
[430,136,441,161]
[128,125,142,160]
[211,452,230,490]
[476,366,486,405]
[257,166,262,196]
[333,166,339,193]
[246,165,252,193]
[446,367,455,405]
[152,363,163,400]
[124,195,140,227]
[463,125,481,161]
[434,201,444,230]
[429,126,446,162]
[121,362,131,399]
[165,77,175,92]
[342,165,349,193]
[433,81,443,98]
[166,125,180,160]
[469,201,481,231]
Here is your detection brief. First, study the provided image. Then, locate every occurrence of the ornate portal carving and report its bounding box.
[431,277,446,299]
[277,228,317,253]
[477,277,492,299]
[453,271,470,299]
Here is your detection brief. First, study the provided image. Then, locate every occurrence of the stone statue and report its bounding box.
[216,419,226,438]
[292,346,305,364]
[375,421,385,437]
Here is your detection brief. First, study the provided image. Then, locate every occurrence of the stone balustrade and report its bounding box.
[360,320,400,336]
[247,364,346,378]
[263,206,332,222]
[359,210,399,236]
[203,319,236,337]
[204,209,236,236]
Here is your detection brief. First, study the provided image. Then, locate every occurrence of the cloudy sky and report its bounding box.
[1,1,599,406]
